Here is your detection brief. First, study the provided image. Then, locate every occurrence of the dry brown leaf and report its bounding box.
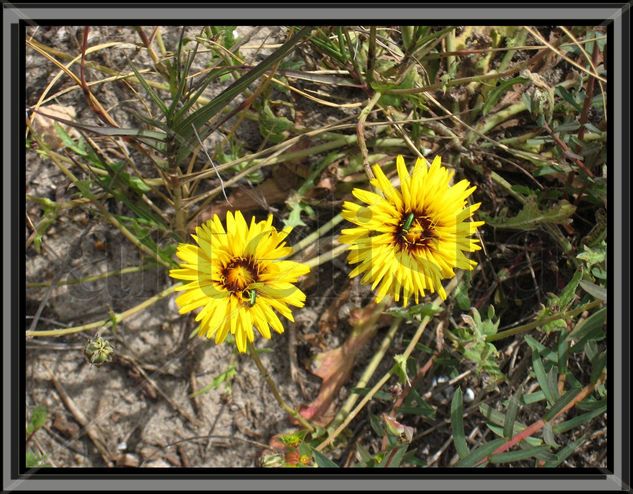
[298,301,385,426]
[30,104,79,150]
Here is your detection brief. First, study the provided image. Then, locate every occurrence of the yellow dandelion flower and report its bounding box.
[169,211,310,353]
[340,155,484,306]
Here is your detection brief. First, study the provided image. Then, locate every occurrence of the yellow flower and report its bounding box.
[169,211,309,353]
[340,155,484,306]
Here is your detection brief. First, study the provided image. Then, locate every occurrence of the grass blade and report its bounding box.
[532,353,557,406]
[455,438,506,467]
[503,387,523,439]
[451,387,469,459]
[175,27,311,152]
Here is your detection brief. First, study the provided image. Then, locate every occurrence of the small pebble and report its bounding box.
[464,388,475,403]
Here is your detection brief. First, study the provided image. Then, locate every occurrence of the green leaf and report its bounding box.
[482,77,529,115]
[26,449,51,468]
[489,445,553,464]
[543,433,589,467]
[451,388,469,459]
[455,438,506,467]
[387,302,442,320]
[378,445,409,467]
[555,86,582,112]
[393,354,411,386]
[553,402,606,434]
[176,26,312,160]
[504,388,523,438]
[399,389,436,418]
[532,353,556,407]
[190,363,237,397]
[258,99,294,145]
[53,123,87,156]
[312,448,339,468]
[590,351,607,384]
[35,110,168,142]
[542,422,558,447]
[522,390,546,405]
[577,242,606,268]
[26,405,48,435]
[544,385,582,421]
[128,62,169,117]
[566,307,606,353]
[579,280,607,302]
[558,269,583,309]
[455,307,504,380]
[481,196,576,231]
[486,423,543,447]
[524,335,558,363]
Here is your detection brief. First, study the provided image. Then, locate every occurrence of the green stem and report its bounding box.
[27,264,155,289]
[248,343,315,432]
[486,299,603,343]
[291,214,344,257]
[328,312,401,432]
[26,284,179,338]
[357,91,383,180]
[316,274,462,452]
[303,244,348,269]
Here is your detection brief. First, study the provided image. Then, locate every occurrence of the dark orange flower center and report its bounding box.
[221,257,259,292]
[395,210,438,252]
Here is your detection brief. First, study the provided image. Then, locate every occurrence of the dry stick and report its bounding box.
[316,274,462,452]
[378,322,444,452]
[523,26,606,83]
[44,364,115,467]
[248,343,315,433]
[577,40,602,146]
[357,91,383,180]
[79,27,119,128]
[115,354,201,428]
[559,26,607,123]
[190,124,231,206]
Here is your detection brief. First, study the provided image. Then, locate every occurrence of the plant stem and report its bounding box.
[303,244,348,269]
[27,264,155,289]
[248,343,315,433]
[328,312,401,432]
[316,274,462,452]
[486,299,603,343]
[291,213,344,257]
[357,91,383,180]
[26,284,179,338]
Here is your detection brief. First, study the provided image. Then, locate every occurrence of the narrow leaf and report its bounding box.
[451,388,469,459]
[532,353,556,406]
[455,438,506,467]
[504,387,523,439]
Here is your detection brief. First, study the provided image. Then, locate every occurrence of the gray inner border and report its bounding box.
[3,4,627,491]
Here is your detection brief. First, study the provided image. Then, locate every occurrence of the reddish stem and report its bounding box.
[476,381,597,466]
